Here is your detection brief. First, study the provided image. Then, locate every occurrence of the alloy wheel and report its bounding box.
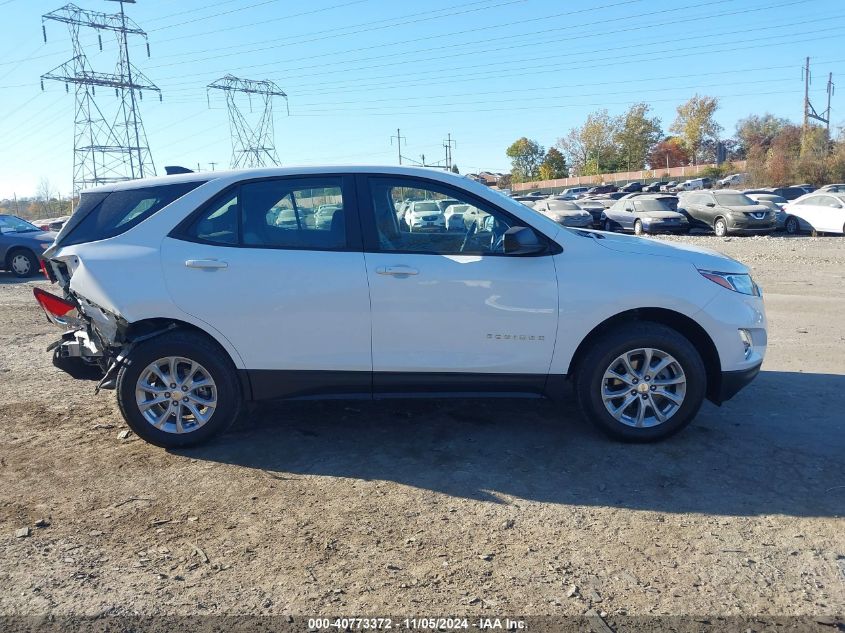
[135,356,217,434]
[786,217,799,234]
[634,220,643,235]
[714,219,727,237]
[600,347,687,428]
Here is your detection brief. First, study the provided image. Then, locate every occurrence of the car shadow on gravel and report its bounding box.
[0,272,41,285]
[181,370,845,518]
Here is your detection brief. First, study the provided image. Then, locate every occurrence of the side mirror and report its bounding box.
[625,207,634,212]
[706,202,716,207]
[504,226,546,255]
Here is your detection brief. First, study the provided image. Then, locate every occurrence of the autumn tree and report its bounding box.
[557,109,620,175]
[614,103,662,170]
[538,147,568,180]
[506,137,545,182]
[646,137,689,170]
[670,95,722,165]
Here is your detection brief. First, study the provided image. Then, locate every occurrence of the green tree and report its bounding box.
[670,95,722,165]
[614,103,662,170]
[736,113,790,153]
[506,137,545,182]
[538,147,568,180]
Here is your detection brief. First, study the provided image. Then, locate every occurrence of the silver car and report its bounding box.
[532,199,593,228]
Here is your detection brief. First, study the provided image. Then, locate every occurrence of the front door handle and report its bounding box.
[185,259,228,270]
[376,265,419,276]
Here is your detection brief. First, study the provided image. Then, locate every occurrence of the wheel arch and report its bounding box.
[4,246,37,270]
[123,318,251,398]
[567,307,723,403]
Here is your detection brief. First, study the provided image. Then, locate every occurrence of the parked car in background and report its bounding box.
[679,190,776,236]
[660,181,678,192]
[745,193,788,230]
[574,199,607,228]
[38,216,70,232]
[583,192,625,209]
[644,181,667,192]
[718,173,747,187]
[512,196,538,208]
[676,178,706,191]
[558,186,589,200]
[602,195,690,235]
[435,198,460,213]
[313,204,343,230]
[817,183,845,193]
[531,199,593,228]
[791,183,816,194]
[0,214,57,277]
[584,184,617,196]
[619,182,643,193]
[404,200,445,231]
[443,203,472,231]
[35,165,767,447]
[782,191,845,235]
[744,186,809,201]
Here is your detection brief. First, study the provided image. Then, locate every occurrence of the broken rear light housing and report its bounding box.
[33,287,78,325]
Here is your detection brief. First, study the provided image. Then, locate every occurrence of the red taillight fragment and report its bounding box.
[33,287,75,317]
[40,259,54,282]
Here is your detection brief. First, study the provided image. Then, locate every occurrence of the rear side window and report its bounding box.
[59,181,205,246]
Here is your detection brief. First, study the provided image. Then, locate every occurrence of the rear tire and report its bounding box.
[603,219,614,232]
[574,322,707,442]
[634,220,644,235]
[116,330,242,448]
[7,249,38,278]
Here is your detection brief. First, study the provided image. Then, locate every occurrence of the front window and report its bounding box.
[634,199,672,212]
[714,193,755,206]
[368,177,525,255]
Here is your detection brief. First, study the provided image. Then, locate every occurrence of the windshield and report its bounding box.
[715,193,755,206]
[0,215,41,233]
[634,200,672,212]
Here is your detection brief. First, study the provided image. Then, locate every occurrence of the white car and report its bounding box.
[443,203,472,231]
[677,178,706,191]
[782,191,845,235]
[558,187,590,200]
[36,166,767,448]
[718,173,747,187]
[403,200,445,231]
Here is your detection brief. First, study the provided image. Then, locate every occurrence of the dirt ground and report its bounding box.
[0,234,843,625]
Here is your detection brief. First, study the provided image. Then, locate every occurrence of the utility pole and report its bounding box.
[802,57,833,135]
[390,128,405,165]
[41,0,160,195]
[207,75,289,168]
[443,133,456,170]
[209,162,217,171]
[13,193,20,214]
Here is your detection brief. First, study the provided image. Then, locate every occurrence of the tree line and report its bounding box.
[504,94,845,187]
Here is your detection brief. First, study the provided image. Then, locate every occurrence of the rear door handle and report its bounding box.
[185,259,228,270]
[376,265,419,276]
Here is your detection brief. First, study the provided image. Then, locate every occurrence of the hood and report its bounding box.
[595,231,747,273]
[638,210,686,220]
[724,204,769,213]
[9,229,57,243]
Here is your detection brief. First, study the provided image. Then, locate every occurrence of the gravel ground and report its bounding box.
[0,234,843,625]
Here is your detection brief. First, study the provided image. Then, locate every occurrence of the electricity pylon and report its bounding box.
[207,75,289,169]
[41,0,160,194]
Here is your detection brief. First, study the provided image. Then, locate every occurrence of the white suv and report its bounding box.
[36,166,767,448]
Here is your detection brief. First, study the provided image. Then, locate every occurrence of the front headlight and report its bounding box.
[641,216,657,222]
[699,270,761,296]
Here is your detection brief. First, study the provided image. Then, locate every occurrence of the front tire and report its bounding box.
[574,322,707,442]
[714,217,728,237]
[785,216,801,235]
[8,249,38,278]
[634,220,644,235]
[603,219,614,232]
[116,330,242,448]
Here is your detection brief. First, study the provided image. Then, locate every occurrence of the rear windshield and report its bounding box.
[58,181,205,246]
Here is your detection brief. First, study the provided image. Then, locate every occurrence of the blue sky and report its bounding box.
[0,0,842,198]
